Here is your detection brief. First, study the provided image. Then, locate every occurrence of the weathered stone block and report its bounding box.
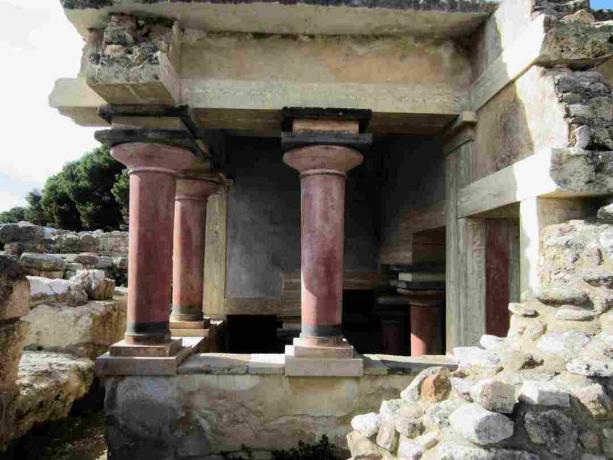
[449,404,514,445]
[524,410,578,455]
[0,256,30,321]
[351,412,381,439]
[518,380,570,407]
[71,269,115,300]
[24,299,126,359]
[0,321,27,389]
[375,421,398,452]
[28,276,88,307]
[469,378,517,414]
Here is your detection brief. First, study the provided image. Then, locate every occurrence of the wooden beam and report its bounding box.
[203,189,228,320]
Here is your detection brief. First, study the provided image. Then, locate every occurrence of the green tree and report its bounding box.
[0,207,26,224]
[40,167,82,231]
[23,190,46,225]
[64,145,124,230]
[111,168,130,225]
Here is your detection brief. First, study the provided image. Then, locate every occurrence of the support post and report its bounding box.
[170,175,220,336]
[109,142,194,356]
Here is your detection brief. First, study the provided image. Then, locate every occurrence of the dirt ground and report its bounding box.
[0,386,108,460]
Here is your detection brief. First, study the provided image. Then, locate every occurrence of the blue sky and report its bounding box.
[0,1,97,212]
[592,0,612,8]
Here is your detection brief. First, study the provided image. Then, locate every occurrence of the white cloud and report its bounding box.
[0,190,27,211]
[0,1,98,210]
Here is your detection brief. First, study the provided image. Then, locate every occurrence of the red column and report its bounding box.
[399,289,445,356]
[283,145,363,352]
[171,177,219,325]
[111,143,194,345]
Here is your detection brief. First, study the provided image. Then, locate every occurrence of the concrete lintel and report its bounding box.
[457,148,612,218]
[62,1,497,39]
[50,77,466,133]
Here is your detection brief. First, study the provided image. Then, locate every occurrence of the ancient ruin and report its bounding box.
[0,0,611,458]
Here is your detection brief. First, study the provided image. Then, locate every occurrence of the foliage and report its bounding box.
[111,169,130,225]
[23,190,46,225]
[0,206,26,224]
[271,436,337,460]
[34,145,127,231]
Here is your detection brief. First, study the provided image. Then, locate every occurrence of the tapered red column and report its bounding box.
[111,143,194,346]
[171,177,219,325]
[283,145,363,351]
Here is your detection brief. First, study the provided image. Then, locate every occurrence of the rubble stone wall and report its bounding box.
[0,222,128,285]
[346,200,613,460]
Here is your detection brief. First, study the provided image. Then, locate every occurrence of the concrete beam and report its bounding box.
[62,0,497,38]
[457,148,612,218]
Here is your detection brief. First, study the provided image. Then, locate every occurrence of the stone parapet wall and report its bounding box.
[102,355,456,459]
[347,201,613,460]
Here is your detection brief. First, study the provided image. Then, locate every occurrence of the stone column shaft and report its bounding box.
[111,142,194,345]
[284,145,363,349]
[171,178,219,324]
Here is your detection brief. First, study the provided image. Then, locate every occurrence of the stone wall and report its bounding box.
[0,255,96,450]
[102,355,459,459]
[346,200,612,460]
[0,222,129,285]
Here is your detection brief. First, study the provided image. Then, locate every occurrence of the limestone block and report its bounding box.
[479,335,506,351]
[424,400,465,430]
[555,305,596,321]
[73,253,100,266]
[540,20,613,66]
[393,413,424,439]
[572,383,613,420]
[397,436,424,460]
[449,404,514,445]
[420,371,450,402]
[414,431,439,450]
[71,269,116,300]
[0,256,30,320]
[534,285,589,305]
[450,377,474,401]
[469,379,517,414]
[536,331,591,360]
[24,299,126,359]
[597,203,613,223]
[0,351,94,448]
[0,223,45,246]
[0,321,28,389]
[435,444,539,460]
[524,410,578,455]
[400,366,446,402]
[508,303,537,317]
[20,252,66,272]
[375,421,398,452]
[379,399,406,423]
[28,276,88,307]
[452,347,501,371]
[351,413,381,439]
[518,380,570,407]
[347,431,385,460]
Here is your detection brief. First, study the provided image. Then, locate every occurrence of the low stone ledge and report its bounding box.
[176,353,457,376]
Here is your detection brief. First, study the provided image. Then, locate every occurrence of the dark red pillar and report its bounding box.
[283,145,363,354]
[170,177,219,326]
[111,143,193,346]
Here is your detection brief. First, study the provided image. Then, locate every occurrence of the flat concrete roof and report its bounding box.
[62,0,499,38]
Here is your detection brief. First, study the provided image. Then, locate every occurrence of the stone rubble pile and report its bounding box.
[0,222,128,285]
[0,255,95,450]
[347,201,613,460]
